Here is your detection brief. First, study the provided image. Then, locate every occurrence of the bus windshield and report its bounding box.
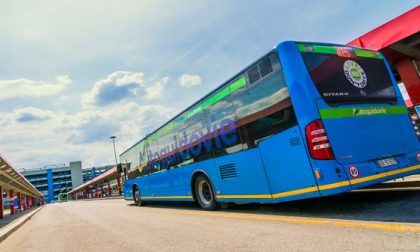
[298,44,397,105]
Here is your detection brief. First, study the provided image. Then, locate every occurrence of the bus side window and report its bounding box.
[244,107,297,147]
[124,142,142,179]
[203,94,246,157]
[231,57,296,148]
[144,137,160,174]
[180,103,214,165]
[232,70,288,121]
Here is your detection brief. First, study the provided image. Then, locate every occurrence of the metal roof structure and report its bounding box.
[0,154,42,197]
[68,167,119,195]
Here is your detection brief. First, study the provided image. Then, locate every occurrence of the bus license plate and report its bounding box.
[376,157,398,168]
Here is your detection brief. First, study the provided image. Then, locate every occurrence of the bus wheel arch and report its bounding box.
[132,184,142,206]
[190,171,206,201]
[191,172,218,210]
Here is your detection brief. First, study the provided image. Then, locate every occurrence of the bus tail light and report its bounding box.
[305,120,335,160]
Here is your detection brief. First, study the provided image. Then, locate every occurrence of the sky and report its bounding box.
[1,0,418,170]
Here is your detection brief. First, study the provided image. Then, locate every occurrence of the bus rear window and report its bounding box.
[299,45,397,105]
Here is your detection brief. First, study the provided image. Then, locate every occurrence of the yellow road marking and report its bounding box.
[154,208,420,232]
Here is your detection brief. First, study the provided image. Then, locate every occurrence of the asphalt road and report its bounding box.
[1,191,420,252]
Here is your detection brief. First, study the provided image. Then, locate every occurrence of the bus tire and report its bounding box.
[194,175,218,210]
[133,185,142,206]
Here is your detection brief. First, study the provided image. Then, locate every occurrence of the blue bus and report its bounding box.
[121,41,420,210]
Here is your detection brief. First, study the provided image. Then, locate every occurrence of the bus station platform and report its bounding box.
[68,167,122,199]
[0,154,44,220]
[0,205,42,242]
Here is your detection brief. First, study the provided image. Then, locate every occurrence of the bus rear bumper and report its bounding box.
[346,152,420,190]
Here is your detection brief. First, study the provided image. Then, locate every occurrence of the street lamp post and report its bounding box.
[110,136,123,194]
[110,136,118,167]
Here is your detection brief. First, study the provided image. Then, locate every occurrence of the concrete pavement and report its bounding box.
[0,198,419,251]
[0,206,43,242]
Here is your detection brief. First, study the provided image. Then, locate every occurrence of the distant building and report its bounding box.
[20,161,83,203]
[82,165,114,183]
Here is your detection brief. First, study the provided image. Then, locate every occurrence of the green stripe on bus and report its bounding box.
[297,44,306,52]
[189,105,202,118]
[313,45,337,54]
[297,43,382,59]
[354,49,382,59]
[202,76,246,109]
[153,76,246,139]
[156,122,174,138]
[229,76,247,93]
[202,86,230,108]
[319,106,407,119]
[297,44,336,54]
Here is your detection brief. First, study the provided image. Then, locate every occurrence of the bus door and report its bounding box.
[213,149,272,201]
[300,45,419,187]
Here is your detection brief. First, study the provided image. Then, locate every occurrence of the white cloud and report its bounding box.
[14,107,56,122]
[0,75,70,100]
[145,76,169,99]
[82,71,169,106]
[0,101,174,168]
[178,74,202,88]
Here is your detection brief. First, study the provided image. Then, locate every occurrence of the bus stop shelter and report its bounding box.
[68,167,122,199]
[0,154,43,219]
[347,6,420,108]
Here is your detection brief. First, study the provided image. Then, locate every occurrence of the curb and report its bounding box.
[0,206,44,243]
[72,196,124,202]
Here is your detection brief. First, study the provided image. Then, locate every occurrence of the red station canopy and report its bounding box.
[348,6,420,107]
[68,167,119,194]
[348,6,420,50]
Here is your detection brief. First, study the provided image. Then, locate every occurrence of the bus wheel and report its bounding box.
[195,175,217,210]
[133,186,142,206]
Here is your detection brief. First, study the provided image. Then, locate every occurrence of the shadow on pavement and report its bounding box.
[0,207,40,229]
[127,189,420,224]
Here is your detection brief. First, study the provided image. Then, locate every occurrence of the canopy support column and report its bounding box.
[396,58,420,105]
[100,184,104,197]
[9,190,14,215]
[17,192,21,212]
[117,177,122,196]
[107,180,112,197]
[0,186,3,219]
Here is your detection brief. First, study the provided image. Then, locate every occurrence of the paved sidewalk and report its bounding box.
[1,199,419,252]
[0,206,43,242]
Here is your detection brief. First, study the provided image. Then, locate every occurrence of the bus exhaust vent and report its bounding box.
[289,137,301,147]
[246,56,274,84]
[247,65,260,84]
[219,164,237,179]
[259,57,273,77]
